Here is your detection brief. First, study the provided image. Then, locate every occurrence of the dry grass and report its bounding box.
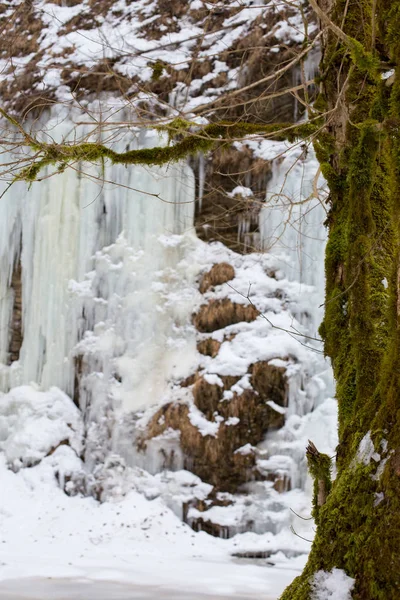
[0,2,41,58]
[197,338,222,358]
[193,298,259,333]
[192,376,224,417]
[199,262,235,294]
[62,60,132,97]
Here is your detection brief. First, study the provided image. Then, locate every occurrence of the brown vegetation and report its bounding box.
[193,298,259,333]
[199,262,235,294]
[141,361,288,492]
[197,338,222,358]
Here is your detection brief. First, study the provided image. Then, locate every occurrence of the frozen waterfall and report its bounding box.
[0,106,333,499]
[0,112,196,416]
[260,144,326,292]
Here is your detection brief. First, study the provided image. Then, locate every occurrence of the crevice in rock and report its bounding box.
[8,260,23,365]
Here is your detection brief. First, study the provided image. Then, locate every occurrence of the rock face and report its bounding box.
[141,262,290,496]
[8,262,23,365]
[193,149,272,254]
[143,362,287,492]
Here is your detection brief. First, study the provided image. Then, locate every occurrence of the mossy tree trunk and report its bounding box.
[281,1,400,598]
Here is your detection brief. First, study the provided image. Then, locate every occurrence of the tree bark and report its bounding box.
[281,1,400,598]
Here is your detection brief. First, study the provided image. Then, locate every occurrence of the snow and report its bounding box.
[204,373,224,387]
[0,385,83,470]
[311,569,355,600]
[382,69,395,80]
[267,401,287,415]
[0,578,278,600]
[0,451,302,599]
[356,431,381,466]
[189,404,220,437]
[226,417,240,426]
[228,186,254,198]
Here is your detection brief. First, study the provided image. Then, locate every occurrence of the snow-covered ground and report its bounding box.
[0,449,305,599]
[0,377,336,599]
[0,578,286,600]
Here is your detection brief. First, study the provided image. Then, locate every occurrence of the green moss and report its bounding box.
[348,38,380,77]
[282,423,400,599]
[150,60,165,81]
[12,121,319,182]
[306,442,332,524]
[281,1,400,598]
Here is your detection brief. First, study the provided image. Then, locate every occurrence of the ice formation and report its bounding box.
[0,109,196,402]
[0,97,336,549]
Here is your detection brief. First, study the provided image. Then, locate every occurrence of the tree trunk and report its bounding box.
[281,1,400,598]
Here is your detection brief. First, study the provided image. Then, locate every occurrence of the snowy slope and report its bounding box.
[0,0,316,116]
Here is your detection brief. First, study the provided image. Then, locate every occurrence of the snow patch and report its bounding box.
[0,385,83,470]
[356,431,380,466]
[188,404,220,437]
[311,568,355,600]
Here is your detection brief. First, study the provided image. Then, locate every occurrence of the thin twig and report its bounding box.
[290,525,313,543]
[227,282,324,344]
[290,508,313,521]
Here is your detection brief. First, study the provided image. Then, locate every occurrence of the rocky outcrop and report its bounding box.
[0,1,312,117]
[8,261,22,364]
[193,298,259,333]
[197,338,222,358]
[193,149,272,253]
[199,262,235,294]
[140,263,290,495]
[142,363,287,492]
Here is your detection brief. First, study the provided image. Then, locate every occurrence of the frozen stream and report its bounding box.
[0,574,295,600]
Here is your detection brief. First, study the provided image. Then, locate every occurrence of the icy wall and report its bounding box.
[0,111,196,409]
[0,104,334,503]
[259,143,326,325]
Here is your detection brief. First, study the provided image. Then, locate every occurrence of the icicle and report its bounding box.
[198,153,205,213]
[0,109,197,411]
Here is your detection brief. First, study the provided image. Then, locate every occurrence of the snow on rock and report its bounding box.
[228,186,254,198]
[188,404,220,438]
[311,569,355,600]
[0,385,83,470]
